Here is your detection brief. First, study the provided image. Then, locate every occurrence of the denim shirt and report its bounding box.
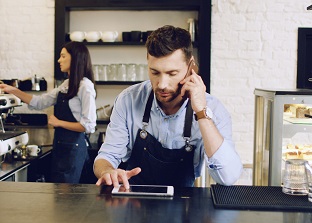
[95,80,242,185]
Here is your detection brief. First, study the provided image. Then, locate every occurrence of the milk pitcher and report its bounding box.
[187,18,196,42]
[282,159,312,201]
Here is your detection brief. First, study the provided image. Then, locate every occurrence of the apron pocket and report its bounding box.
[141,147,189,185]
[54,141,79,173]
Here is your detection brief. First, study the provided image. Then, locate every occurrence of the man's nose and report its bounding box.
[157,75,169,89]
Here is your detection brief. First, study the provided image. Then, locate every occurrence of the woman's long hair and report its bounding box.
[63,41,95,99]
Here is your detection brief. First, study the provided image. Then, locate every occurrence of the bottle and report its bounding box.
[187,18,196,42]
[32,75,40,91]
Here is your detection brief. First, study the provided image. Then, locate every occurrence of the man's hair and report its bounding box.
[63,41,94,99]
[145,25,193,62]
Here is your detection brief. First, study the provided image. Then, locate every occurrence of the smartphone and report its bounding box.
[111,184,174,197]
[184,59,199,79]
[179,59,199,98]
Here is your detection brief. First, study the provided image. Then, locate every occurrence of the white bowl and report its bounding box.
[85,31,102,42]
[69,31,85,42]
[101,31,118,42]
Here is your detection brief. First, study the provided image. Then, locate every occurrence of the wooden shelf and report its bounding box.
[83,41,199,47]
[63,0,200,10]
[83,41,145,46]
[95,81,142,85]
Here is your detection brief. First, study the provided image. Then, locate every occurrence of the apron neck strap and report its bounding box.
[183,101,193,139]
[142,91,154,124]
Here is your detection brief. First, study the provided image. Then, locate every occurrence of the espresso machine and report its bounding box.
[0,94,29,157]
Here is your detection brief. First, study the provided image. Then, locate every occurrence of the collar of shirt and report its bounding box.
[152,94,190,119]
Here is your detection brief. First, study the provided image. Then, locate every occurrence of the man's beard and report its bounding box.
[154,88,181,103]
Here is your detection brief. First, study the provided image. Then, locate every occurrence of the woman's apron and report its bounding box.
[125,92,196,187]
[51,92,88,183]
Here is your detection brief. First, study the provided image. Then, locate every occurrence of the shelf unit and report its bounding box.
[69,41,199,47]
[95,81,142,86]
[55,0,211,91]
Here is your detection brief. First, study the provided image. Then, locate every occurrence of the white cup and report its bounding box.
[101,31,118,42]
[27,145,41,157]
[69,31,86,42]
[85,31,102,42]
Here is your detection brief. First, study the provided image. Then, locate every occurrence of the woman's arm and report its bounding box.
[48,114,86,132]
[0,84,33,104]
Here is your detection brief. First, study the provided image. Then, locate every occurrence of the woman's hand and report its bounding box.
[48,115,61,127]
[0,84,16,94]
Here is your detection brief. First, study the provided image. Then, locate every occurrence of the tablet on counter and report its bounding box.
[112,184,174,197]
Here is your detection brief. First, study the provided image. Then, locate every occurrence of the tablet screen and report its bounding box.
[125,185,168,193]
[112,184,174,196]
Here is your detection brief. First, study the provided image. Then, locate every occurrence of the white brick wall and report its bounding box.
[1,0,312,168]
[211,0,312,164]
[0,0,54,88]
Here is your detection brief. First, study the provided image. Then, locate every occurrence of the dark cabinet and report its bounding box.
[27,152,52,182]
[54,0,212,92]
[297,27,312,89]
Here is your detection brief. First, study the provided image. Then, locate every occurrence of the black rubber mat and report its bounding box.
[210,184,312,212]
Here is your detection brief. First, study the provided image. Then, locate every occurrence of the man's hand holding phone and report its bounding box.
[180,60,207,113]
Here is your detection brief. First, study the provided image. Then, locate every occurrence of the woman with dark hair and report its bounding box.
[0,41,97,183]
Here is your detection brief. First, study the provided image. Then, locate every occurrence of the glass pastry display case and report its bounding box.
[253,88,312,186]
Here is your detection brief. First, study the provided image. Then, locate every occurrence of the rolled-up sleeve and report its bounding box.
[28,87,60,110]
[201,95,243,185]
[77,80,96,134]
[205,139,243,185]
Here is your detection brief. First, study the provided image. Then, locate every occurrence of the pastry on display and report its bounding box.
[284,144,312,160]
[284,144,300,159]
[296,106,309,118]
[283,104,312,118]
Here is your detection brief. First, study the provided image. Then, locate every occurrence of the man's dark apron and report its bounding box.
[125,92,196,187]
[51,92,88,183]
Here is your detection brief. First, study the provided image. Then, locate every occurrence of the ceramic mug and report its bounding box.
[122,32,131,42]
[27,145,41,157]
[130,31,141,42]
[101,31,118,42]
[85,31,102,42]
[69,31,86,42]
